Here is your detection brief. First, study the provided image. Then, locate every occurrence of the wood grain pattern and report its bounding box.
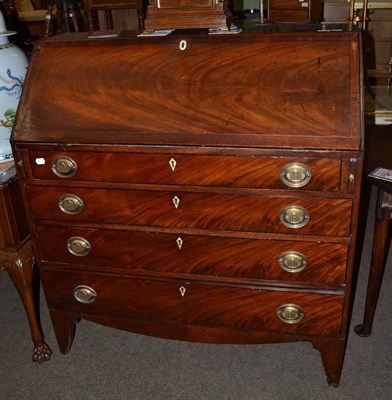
[268,0,322,22]
[29,150,342,191]
[144,0,231,30]
[26,186,353,236]
[41,269,344,336]
[35,225,348,284]
[13,31,361,150]
[270,0,308,10]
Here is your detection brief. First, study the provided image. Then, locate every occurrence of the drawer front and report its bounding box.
[269,10,310,22]
[27,186,352,236]
[269,0,309,10]
[41,270,344,336]
[36,225,348,284]
[29,151,341,191]
[88,0,139,9]
[156,0,215,9]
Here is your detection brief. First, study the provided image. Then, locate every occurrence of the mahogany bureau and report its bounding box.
[11,26,364,387]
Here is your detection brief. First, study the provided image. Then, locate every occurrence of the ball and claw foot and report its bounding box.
[33,343,52,363]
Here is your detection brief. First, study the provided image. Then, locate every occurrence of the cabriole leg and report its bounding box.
[0,242,52,363]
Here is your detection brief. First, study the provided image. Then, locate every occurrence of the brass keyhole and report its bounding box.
[169,158,177,171]
[172,196,180,209]
[179,286,186,296]
[176,237,183,249]
[179,40,187,51]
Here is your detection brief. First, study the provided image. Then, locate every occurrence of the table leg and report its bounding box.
[0,241,52,362]
[355,189,392,337]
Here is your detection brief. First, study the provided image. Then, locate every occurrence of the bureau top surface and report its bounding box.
[12,27,363,151]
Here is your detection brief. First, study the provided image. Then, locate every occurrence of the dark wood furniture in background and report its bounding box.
[144,0,232,31]
[268,0,322,22]
[355,124,392,337]
[84,0,147,31]
[0,161,51,363]
[12,26,363,387]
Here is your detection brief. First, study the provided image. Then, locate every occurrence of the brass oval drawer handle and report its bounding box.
[276,304,304,324]
[67,236,91,257]
[278,251,308,273]
[59,194,84,215]
[280,162,311,188]
[73,285,97,304]
[279,205,310,229]
[51,156,77,178]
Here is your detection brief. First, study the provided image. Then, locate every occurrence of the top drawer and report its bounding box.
[29,151,342,191]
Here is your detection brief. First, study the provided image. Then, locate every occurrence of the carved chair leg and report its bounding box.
[1,243,52,363]
[49,309,78,355]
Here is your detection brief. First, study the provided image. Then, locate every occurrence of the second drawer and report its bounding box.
[27,186,353,237]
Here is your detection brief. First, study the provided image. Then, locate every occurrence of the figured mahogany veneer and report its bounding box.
[28,150,343,191]
[35,225,348,284]
[26,185,353,236]
[12,27,363,387]
[41,270,344,336]
[14,36,361,149]
[268,0,323,23]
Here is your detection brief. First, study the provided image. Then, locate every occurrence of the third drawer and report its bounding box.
[35,225,348,285]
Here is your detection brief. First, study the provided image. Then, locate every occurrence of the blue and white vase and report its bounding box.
[0,10,28,163]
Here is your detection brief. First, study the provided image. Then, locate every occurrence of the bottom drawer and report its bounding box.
[42,270,344,337]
